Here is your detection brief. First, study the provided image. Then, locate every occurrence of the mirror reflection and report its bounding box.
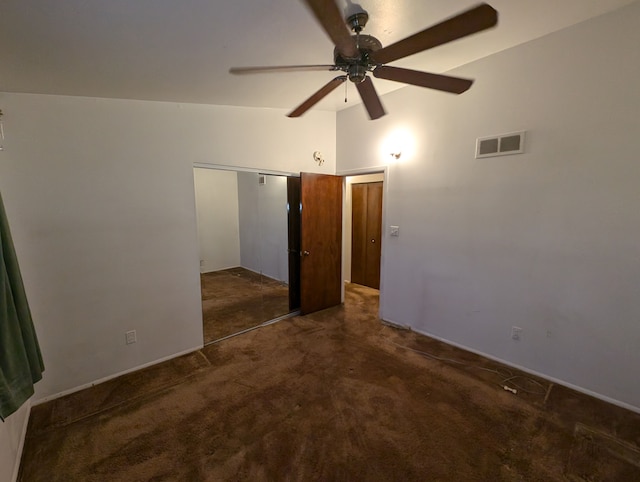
[194,168,296,344]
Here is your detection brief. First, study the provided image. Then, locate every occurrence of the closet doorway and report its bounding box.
[343,173,385,291]
[193,166,300,344]
[351,181,383,289]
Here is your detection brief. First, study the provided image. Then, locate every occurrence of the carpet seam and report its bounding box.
[26,368,210,436]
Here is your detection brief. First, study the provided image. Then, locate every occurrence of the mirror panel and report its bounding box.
[194,168,297,344]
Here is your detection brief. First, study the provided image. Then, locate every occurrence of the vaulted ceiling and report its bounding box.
[0,0,635,112]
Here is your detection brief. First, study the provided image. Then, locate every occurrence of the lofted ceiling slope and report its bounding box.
[0,0,636,112]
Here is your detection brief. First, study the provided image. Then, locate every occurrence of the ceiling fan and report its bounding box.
[230,1,498,120]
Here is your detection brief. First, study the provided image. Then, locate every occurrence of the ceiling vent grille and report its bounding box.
[476,131,526,159]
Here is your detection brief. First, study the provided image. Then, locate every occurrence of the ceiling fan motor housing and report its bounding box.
[347,64,367,83]
[333,34,382,83]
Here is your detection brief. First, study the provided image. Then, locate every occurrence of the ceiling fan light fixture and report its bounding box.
[348,64,368,83]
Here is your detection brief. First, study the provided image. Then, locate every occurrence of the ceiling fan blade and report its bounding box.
[356,77,386,120]
[302,0,359,59]
[370,3,498,65]
[288,76,347,118]
[230,65,337,75]
[374,65,473,94]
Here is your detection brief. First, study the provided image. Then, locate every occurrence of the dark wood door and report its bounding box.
[287,176,301,311]
[300,172,343,315]
[351,182,383,289]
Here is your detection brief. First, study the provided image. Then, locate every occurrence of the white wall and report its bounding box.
[237,172,260,275]
[257,174,289,283]
[337,2,640,411]
[0,92,335,401]
[237,173,289,283]
[194,168,241,273]
[0,402,30,482]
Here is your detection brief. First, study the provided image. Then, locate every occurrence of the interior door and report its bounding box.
[351,183,368,285]
[287,176,301,311]
[300,172,343,315]
[351,181,383,289]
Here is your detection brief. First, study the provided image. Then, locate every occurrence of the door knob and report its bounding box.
[302,250,310,256]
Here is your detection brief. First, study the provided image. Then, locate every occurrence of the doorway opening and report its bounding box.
[342,172,386,313]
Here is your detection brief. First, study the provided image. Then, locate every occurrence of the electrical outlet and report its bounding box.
[125,330,137,345]
[511,326,522,341]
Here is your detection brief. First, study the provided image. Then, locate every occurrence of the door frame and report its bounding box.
[337,166,389,319]
[193,162,298,178]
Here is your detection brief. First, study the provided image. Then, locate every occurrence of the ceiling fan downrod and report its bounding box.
[346,11,369,33]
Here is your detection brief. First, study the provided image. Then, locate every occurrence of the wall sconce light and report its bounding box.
[381,128,415,163]
[313,151,324,166]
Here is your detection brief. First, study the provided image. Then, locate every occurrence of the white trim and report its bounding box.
[32,345,203,405]
[385,320,640,415]
[339,166,389,319]
[336,166,386,177]
[11,402,31,482]
[193,162,298,177]
[261,311,300,327]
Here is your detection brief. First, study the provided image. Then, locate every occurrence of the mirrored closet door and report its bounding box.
[194,167,300,344]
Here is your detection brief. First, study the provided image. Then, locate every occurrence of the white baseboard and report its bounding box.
[384,319,640,415]
[32,345,203,406]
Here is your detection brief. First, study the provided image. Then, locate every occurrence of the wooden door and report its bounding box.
[300,172,343,315]
[351,182,383,289]
[287,176,301,311]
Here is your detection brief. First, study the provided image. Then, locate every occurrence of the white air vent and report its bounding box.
[476,131,526,159]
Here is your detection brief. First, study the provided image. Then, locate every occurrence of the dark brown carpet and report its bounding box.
[201,267,290,343]
[20,284,640,481]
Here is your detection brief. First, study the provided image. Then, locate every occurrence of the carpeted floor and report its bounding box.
[20,284,640,481]
[201,267,290,343]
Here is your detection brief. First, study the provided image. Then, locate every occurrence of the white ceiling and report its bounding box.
[0,0,635,112]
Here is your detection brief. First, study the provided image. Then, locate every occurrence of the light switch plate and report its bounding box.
[390,226,400,237]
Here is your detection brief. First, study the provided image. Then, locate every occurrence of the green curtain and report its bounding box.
[0,192,44,421]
